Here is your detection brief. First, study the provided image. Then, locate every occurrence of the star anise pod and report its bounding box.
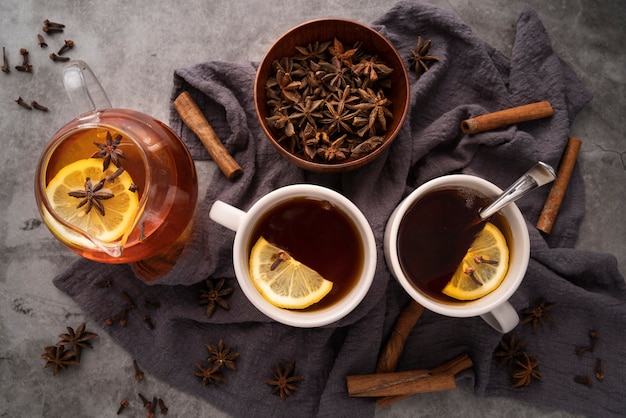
[320,56,352,91]
[57,322,98,360]
[193,363,225,385]
[265,360,304,401]
[408,36,440,78]
[328,37,358,67]
[290,96,324,129]
[350,136,383,159]
[91,131,127,170]
[352,56,393,82]
[294,40,331,61]
[511,353,541,387]
[317,134,350,162]
[521,299,556,333]
[67,177,114,216]
[199,278,233,318]
[352,87,392,136]
[40,345,79,376]
[320,86,357,135]
[494,333,527,368]
[206,339,239,371]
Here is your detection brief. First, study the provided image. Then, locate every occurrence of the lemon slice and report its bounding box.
[442,222,509,301]
[45,158,139,242]
[249,236,333,309]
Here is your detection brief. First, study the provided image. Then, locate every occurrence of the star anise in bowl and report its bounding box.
[255,18,410,173]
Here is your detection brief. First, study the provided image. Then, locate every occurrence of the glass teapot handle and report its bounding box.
[62,60,112,116]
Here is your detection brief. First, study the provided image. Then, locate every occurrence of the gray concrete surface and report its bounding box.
[1,0,623,416]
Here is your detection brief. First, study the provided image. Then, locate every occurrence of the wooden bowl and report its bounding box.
[254,18,410,173]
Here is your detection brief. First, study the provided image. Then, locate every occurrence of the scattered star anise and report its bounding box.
[40,345,79,376]
[67,177,114,216]
[199,278,233,318]
[91,130,127,170]
[57,322,98,360]
[265,360,304,401]
[521,299,556,333]
[193,363,225,385]
[494,333,527,368]
[206,340,239,371]
[408,36,440,78]
[511,352,542,387]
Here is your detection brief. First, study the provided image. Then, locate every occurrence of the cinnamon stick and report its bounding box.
[460,101,553,134]
[346,354,473,399]
[173,91,243,180]
[376,300,424,374]
[347,370,456,398]
[376,353,473,407]
[536,137,582,234]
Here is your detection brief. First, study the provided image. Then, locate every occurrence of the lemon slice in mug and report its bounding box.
[442,222,509,301]
[249,237,333,309]
[45,158,139,242]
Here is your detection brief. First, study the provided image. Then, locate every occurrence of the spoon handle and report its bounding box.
[479,161,556,220]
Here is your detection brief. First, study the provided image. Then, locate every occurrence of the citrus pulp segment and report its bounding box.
[44,158,139,242]
[249,236,333,309]
[442,222,509,301]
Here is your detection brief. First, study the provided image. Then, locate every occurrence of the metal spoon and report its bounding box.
[479,161,557,220]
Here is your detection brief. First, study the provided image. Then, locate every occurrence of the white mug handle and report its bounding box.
[480,301,519,333]
[209,200,246,232]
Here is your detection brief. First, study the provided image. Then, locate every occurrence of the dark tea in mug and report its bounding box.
[249,197,364,309]
[397,187,511,302]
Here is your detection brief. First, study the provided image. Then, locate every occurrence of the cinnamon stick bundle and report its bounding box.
[460,101,553,134]
[536,137,582,234]
[174,91,243,180]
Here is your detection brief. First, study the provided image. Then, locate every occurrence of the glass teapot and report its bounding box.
[35,61,198,271]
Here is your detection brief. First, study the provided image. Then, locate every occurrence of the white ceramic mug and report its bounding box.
[209,184,376,328]
[384,175,530,333]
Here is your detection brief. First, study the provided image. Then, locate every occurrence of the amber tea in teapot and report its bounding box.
[35,61,198,269]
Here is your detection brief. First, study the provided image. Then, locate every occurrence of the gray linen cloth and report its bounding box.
[54,2,626,417]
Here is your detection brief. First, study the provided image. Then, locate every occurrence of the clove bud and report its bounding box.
[49,52,70,62]
[57,39,74,55]
[31,101,49,111]
[158,398,168,415]
[595,358,604,380]
[15,96,32,110]
[38,34,48,48]
[2,46,9,73]
[43,19,65,33]
[573,375,592,386]
[117,399,129,415]
[133,359,145,382]
[138,393,152,409]
[15,65,33,72]
[19,48,29,65]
